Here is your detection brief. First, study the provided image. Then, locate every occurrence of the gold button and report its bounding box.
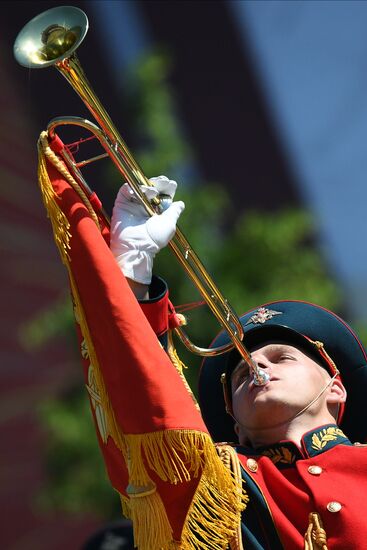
[327,501,342,513]
[247,458,258,473]
[308,465,323,475]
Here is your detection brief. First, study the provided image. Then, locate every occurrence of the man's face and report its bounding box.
[230,342,331,432]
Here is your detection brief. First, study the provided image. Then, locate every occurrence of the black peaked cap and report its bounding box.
[198,300,367,444]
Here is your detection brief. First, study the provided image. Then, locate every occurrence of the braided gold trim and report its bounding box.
[38,131,100,230]
[304,512,328,550]
[310,339,339,375]
[216,444,245,550]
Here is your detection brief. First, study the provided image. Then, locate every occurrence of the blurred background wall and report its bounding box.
[2,1,367,548]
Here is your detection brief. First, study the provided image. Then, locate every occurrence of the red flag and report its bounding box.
[37,132,246,549]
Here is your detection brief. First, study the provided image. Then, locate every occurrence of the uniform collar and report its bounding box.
[301,423,352,457]
[239,423,352,468]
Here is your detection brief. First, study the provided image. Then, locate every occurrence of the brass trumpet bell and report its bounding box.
[14,5,88,68]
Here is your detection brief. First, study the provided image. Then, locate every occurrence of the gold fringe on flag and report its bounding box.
[124,430,247,549]
[126,483,174,549]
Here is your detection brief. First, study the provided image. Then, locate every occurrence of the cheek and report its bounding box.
[231,384,250,413]
[284,368,324,400]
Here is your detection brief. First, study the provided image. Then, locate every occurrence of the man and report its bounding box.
[109,176,367,549]
[38,146,367,550]
[198,301,367,549]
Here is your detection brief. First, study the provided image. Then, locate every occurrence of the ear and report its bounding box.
[234,422,240,436]
[327,377,347,405]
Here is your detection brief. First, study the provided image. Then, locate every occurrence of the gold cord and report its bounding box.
[216,444,245,550]
[38,131,100,229]
[304,512,328,550]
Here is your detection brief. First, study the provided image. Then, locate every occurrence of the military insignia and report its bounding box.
[246,307,283,325]
[311,427,346,451]
[262,446,296,465]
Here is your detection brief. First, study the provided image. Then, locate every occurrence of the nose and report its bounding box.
[252,354,272,371]
[250,354,272,386]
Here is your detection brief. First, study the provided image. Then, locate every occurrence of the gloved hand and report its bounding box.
[110,175,185,284]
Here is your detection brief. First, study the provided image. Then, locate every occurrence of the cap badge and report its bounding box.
[246,307,283,325]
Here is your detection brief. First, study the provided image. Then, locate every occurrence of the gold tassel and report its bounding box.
[127,484,173,550]
[37,133,72,264]
[125,430,247,549]
[38,131,100,229]
[120,493,131,519]
[181,463,247,549]
[304,512,328,550]
[121,488,174,550]
[126,431,201,485]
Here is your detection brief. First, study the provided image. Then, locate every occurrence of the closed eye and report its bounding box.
[277,354,297,362]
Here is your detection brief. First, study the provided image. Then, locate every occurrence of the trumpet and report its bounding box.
[14,5,269,385]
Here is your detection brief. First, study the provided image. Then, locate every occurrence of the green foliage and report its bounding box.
[131,53,192,178]
[19,293,74,351]
[31,51,341,518]
[37,387,121,518]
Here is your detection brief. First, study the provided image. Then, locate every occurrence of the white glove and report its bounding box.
[110,175,185,284]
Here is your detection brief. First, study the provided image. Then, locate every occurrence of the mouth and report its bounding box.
[248,376,277,392]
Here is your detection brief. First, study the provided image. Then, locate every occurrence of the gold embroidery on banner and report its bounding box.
[86,364,109,444]
[311,427,345,451]
[262,446,296,465]
[73,302,81,325]
[81,338,89,360]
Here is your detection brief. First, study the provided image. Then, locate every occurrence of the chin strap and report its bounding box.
[307,339,344,424]
[291,372,339,421]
